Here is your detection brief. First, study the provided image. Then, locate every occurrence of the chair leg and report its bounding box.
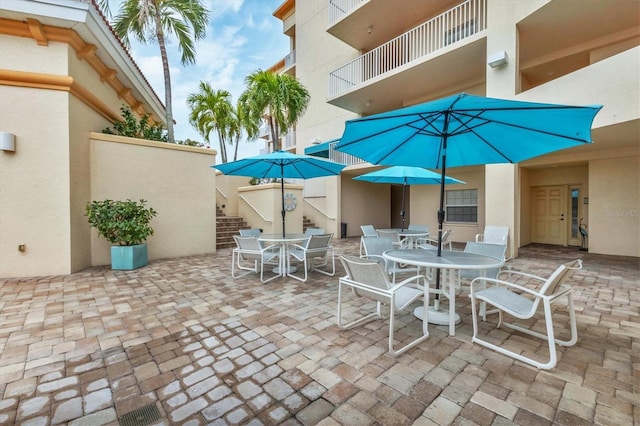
[232,251,259,279]
[388,294,429,356]
[313,251,335,277]
[471,296,575,370]
[336,282,381,329]
[288,255,309,282]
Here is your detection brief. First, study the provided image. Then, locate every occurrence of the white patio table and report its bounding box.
[258,233,309,278]
[377,229,429,249]
[383,249,505,336]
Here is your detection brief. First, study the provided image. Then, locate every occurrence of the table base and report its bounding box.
[413,306,461,326]
[273,266,297,274]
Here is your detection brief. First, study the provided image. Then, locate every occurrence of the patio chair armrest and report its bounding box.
[361,254,388,267]
[469,276,542,298]
[287,243,306,251]
[496,269,547,283]
[388,274,427,292]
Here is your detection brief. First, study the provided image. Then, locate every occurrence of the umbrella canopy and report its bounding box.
[337,93,601,300]
[353,166,465,231]
[337,93,602,253]
[214,151,346,236]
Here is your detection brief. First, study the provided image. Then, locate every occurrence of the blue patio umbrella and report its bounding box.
[214,151,346,236]
[337,93,602,316]
[353,166,465,231]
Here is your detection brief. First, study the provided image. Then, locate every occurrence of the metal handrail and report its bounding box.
[216,186,228,200]
[238,194,272,223]
[328,0,486,98]
[303,198,337,220]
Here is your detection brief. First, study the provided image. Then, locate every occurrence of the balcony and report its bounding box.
[284,50,296,74]
[328,0,462,51]
[328,0,487,114]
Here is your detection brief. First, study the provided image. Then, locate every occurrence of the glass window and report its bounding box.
[446,189,478,223]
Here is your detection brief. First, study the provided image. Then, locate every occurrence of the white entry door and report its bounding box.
[531,186,566,245]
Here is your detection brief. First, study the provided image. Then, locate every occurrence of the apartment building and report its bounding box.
[271,0,639,257]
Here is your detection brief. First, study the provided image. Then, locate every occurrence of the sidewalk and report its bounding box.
[0,238,637,425]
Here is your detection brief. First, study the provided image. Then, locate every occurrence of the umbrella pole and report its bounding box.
[280,168,286,238]
[400,183,407,231]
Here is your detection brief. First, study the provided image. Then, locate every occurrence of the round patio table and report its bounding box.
[258,233,308,277]
[383,249,504,336]
[377,229,429,248]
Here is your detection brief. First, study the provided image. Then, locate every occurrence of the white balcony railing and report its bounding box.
[328,141,364,166]
[284,50,296,69]
[328,0,486,98]
[328,0,366,26]
[282,131,296,149]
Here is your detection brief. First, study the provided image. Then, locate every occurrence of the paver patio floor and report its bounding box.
[0,238,638,425]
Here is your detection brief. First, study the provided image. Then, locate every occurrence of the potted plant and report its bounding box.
[86,199,157,270]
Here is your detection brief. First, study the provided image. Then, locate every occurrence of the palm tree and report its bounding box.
[187,82,238,164]
[110,0,210,144]
[239,70,310,152]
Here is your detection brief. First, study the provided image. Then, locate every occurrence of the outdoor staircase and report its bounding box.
[215,207,319,249]
[303,216,317,232]
[216,206,249,249]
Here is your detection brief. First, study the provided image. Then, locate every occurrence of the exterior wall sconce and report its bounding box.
[0,132,16,152]
[487,51,508,68]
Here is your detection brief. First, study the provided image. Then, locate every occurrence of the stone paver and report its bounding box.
[0,239,638,425]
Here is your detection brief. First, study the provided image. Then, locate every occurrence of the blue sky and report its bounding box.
[120,0,289,159]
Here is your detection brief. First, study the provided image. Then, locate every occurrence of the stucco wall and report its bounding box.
[410,168,484,244]
[0,85,72,277]
[89,133,217,266]
[589,156,640,257]
[237,183,304,234]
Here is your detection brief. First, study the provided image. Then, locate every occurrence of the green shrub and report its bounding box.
[103,105,168,142]
[86,199,157,246]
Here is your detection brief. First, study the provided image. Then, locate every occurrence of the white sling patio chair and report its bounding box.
[304,227,325,235]
[376,229,406,249]
[469,259,582,369]
[361,236,418,283]
[239,228,261,237]
[232,235,280,283]
[417,229,453,251]
[288,233,335,282]
[476,225,512,260]
[359,224,377,255]
[337,255,429,356]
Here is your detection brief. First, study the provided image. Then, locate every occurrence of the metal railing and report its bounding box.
[303,198,337,220]
[328,0,366,26]
[283,131,296,149]
[284,50,296,69]
[328,0,486,98]
[238,194,272,223]
[328,141,365,166]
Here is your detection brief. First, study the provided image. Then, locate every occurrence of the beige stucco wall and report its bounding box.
[341,175,391,237]
[89,133,217,266]
[589,156,639,257]
[410,168,484,244]
[0,85,72,277]
[215,173,253,217]
[237,183,303,234]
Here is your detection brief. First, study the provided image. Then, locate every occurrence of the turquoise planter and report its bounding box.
[111,244,148,270]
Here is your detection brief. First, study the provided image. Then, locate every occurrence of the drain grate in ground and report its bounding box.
[119,403,161,426]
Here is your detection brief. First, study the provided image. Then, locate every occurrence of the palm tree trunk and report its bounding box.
[216,128,228,163]
[269,115,279,151]
[154,11,175,143]
[233,136,240,161]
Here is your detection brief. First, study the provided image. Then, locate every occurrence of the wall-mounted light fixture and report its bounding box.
[365,100,372,108]
[487,50,508,68]
[367,26,372,35]
[0,132,16,152]
[310,138,321,145]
